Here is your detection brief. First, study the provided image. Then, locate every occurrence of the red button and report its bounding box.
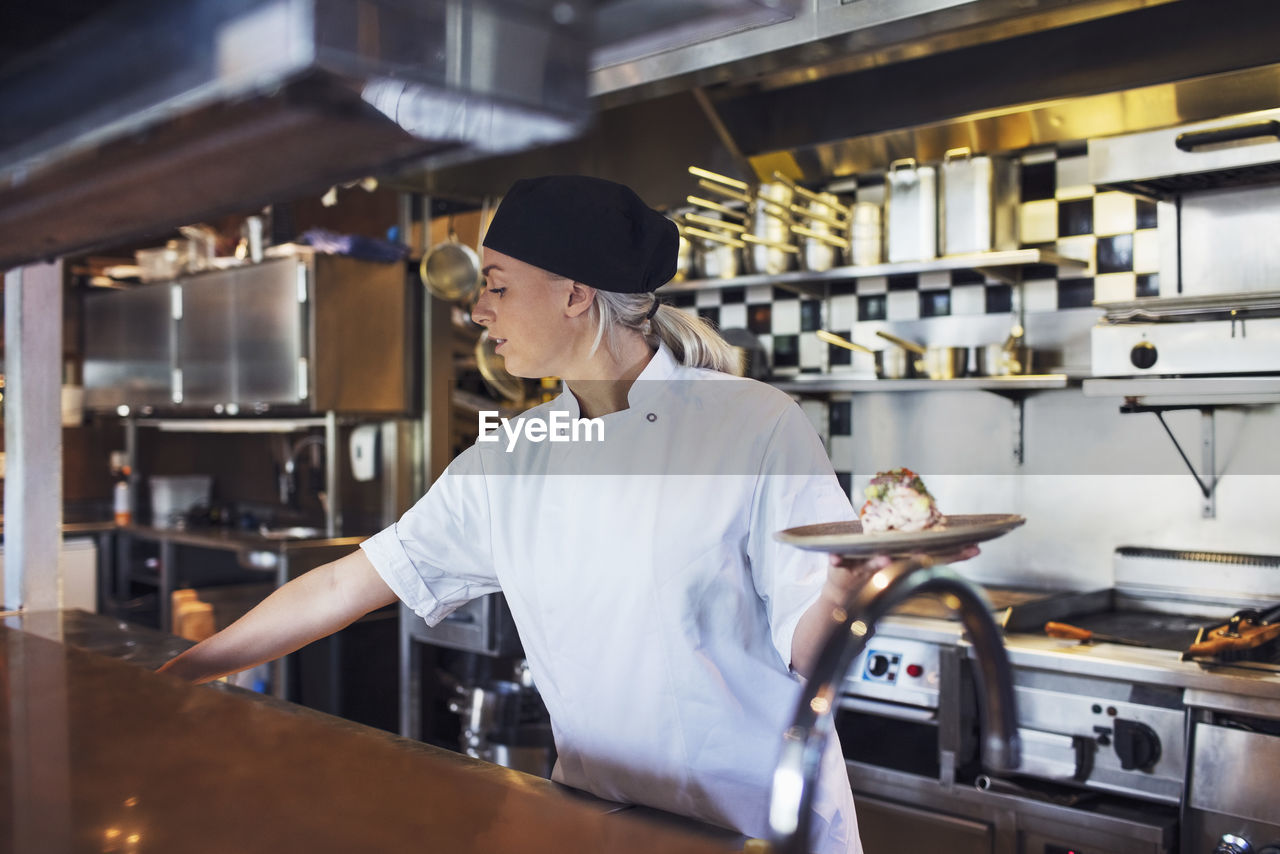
[906,664,924,678]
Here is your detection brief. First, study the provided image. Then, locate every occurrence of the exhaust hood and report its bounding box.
[0,0,592,268]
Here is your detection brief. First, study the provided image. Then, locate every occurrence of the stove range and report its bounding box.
[836,546,1280,854]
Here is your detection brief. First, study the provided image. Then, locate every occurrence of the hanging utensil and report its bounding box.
[421,214,482,302]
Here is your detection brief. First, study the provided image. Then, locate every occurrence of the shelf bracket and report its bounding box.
[1120,402,1218,518]
[1011,396,1025,466]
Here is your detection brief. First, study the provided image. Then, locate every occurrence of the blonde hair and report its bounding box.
[590,290,738,373]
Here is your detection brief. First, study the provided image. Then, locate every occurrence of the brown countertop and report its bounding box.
[0,612,741,854]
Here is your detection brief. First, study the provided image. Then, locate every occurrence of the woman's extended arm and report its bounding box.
[156,548,399,684]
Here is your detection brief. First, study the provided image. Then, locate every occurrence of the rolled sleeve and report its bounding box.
[361,450,501,626]
[748,402,855,669]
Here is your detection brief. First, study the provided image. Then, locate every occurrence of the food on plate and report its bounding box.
[858,468,943,533]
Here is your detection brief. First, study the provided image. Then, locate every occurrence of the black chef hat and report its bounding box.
[482,175,677,294]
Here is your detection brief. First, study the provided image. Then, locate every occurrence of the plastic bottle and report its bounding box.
[113,465,133,526]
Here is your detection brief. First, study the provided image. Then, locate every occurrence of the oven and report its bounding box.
[835,547,1280,854]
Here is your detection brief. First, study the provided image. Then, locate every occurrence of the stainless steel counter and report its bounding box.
[0,610,740,854]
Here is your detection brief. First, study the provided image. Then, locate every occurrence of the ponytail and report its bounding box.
[592,291,739,373]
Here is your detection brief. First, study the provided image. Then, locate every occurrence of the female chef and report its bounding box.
[160,175,884,854]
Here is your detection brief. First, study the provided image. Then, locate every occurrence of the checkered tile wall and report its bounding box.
[667,144,1161,492]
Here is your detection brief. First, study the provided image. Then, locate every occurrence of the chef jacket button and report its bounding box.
[646,412,657,422]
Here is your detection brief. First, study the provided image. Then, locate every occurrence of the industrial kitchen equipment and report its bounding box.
[831,546,1280,854]
[1089,109,1280,378]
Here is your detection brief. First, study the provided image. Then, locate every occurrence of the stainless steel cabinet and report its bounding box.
[83,282,175,410]
[84,248,414,414]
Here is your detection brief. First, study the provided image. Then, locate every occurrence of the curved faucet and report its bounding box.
[768,555,1021,854]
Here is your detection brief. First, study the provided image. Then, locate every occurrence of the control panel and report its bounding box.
[841,637,942,710]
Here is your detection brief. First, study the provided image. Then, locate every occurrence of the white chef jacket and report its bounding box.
[362,342,861,854]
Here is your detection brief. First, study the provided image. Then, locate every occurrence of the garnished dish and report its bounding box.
[859,467,942,533]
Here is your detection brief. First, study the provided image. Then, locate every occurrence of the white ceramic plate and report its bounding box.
[775,514,1026,557]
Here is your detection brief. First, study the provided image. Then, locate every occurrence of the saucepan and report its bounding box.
[679,217,745,280]
[688,166,798,276]
[772,172,851,273]
[875,330,970,380]
[973,324,1035,376]
[816,330,914,379]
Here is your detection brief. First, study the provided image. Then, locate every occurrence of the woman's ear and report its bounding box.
[565,282,596,318]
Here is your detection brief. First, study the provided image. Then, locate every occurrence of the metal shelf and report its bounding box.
[772,373,1073,467]
[661,249,1088,293]
[773,374,1071,394]
[1082,376,1280,406]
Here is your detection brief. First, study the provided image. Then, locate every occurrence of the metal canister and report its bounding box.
[886,158,938,263]
[939,147,1019,256]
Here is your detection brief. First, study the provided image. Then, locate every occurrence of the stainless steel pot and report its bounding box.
[816,330,914,379]
[875,330,970,380]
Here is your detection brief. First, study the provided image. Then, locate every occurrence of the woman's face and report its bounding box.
[472,248,585,378]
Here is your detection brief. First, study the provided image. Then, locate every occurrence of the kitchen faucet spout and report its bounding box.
[768,556,1021,854]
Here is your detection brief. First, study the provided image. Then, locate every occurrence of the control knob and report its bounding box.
[1130,340,1158,369]
[867,654,891,677]
[1113,719,1161,771]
